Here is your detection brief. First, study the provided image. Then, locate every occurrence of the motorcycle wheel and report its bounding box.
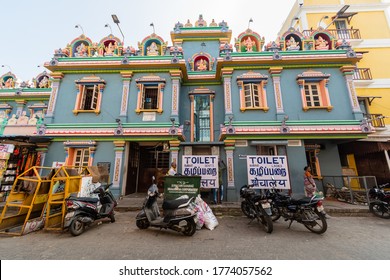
[182,218,196,236]
[369,202,390,219]
[241,201,251,218]
[302,209,327,234]
[136,219,150,229]
[271,205,281,222]
[69,218,85,236]
[259,209,273,233]
[109,213,116,223]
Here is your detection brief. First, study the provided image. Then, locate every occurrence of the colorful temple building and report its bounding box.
[0,14,376,202]
[281,0,390,185]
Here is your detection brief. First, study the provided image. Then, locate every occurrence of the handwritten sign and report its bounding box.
[246,155,290,189]
[182,155,219,189]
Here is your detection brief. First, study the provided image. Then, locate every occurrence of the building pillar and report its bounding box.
[170,70,182,120]
[340,66,363,119]
[46,72,64,122]
[269,67,285,120]
[119,71,133,118]
[224,140,236,200]
[35,143,50,175]
[169,140,180,170]
[113,141,125,191]
[222,68,234,120]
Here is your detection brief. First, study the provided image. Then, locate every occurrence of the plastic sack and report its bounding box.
[196,196,218,230]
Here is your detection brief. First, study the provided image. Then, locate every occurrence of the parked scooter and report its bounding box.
[368,183,390,219]
[240,185,273,233]
[267,188,327,234]
[64,183,117,236]
[135,176,197,236]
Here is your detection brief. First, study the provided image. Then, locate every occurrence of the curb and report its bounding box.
[114,205,371,217]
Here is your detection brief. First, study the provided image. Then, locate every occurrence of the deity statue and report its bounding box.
[196,59,208,71]
[3,77,13,88]
[38,76,49,88]
[244,37,255,52]
[286,36,300,51]
[28,114,38,125]
[104,42,116,56]
[315,36,329,50]
[7,114,17,125]
[75,42,88,57]
[146,42,159,56]
[16,111,29,125]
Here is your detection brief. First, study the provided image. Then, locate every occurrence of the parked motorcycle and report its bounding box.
[135,176,197,236]
[240,185,273,233]
[267,188,327,234]
[368,183,390,219]
[64,183,117,236]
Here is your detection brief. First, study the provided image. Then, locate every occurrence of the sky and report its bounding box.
[0,0,298,82]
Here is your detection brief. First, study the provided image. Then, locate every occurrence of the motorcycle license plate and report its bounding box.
[262,202,271,209]
[317,205,324,212]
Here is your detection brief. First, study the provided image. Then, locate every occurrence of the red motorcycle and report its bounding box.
[368,183,390,219]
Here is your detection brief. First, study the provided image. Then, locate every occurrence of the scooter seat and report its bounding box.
[162,198,190,210]
[70,197,99,203]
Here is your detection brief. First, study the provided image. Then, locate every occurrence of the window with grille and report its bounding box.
[142,87,158,109]
[74,77,105,115]
[297,70,332,111]
[135,76,166,114]
[304,83,321,107]
[80,85,98,110]
[71,148,91,172]
[244,83,262,108]
[236,72,269,112]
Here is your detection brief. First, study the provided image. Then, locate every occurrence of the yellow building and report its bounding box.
[281,0,390,184]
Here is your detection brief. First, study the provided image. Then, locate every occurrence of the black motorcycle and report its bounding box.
[368,183,390,219]
[64,183,117,236]
[135,176,197,236]
[240,185,273,233]
[267,189,327,234]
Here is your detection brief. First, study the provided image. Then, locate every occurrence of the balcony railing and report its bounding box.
[353,68,372,80]
[302,28,361,40]
[364,113,386,128]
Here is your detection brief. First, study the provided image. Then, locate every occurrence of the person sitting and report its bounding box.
[315,36,329,50]
[286,36,300,50]
[167,162,177,176]
[147,42,159,56]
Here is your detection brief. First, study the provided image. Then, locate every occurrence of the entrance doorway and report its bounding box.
[125,142,140,195]
[137,144,170,193]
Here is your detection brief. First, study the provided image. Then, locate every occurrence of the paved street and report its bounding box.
[0,212,389,260]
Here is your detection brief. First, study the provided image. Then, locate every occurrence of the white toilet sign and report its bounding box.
[246,155,290,189]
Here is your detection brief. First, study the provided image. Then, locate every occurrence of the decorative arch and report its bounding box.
[34,71,51,88]
[0,72,16,89]
[188,52,215,71]
[138,34,167,56]
[310,30,335,50]
[98,34,123,56]
[280,28,304,51]
[235,29,265,52]
[68,34,93,57]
